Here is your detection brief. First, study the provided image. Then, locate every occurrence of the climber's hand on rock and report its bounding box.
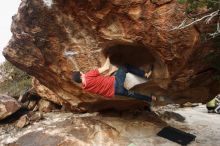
[107,65,118,76]
[98,57,111,74]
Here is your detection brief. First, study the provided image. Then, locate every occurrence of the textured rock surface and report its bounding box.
[0,111,167,146]
[32,78,63,105]
[16,114,29,128]
[38,99,58,112]
[3,0,220,108]
[0,95,21,120]
[1,105,220,146]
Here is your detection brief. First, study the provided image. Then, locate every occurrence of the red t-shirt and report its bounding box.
[82,69,115,98]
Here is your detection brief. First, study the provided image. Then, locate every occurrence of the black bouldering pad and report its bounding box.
[157,126,196,145]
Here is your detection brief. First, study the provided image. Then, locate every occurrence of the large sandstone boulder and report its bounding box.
[0,95,21,120]
[5,112,167,146]
[2,105,220,146]
[3,0,220,109]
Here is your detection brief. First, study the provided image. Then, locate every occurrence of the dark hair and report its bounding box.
[72,71,82,83]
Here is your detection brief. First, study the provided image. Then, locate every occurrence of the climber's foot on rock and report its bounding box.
[152,95,157,101]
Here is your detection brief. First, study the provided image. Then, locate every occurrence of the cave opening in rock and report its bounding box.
[103,44,155,67]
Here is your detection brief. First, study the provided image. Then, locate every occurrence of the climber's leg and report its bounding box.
[124,90,152,102]
[126,64,145,78]
[114,66,153,102]
[114,66,127,94]
[115,85,152,102]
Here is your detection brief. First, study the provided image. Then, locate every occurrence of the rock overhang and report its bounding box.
[3,0,220,111]
[103,43,155,67]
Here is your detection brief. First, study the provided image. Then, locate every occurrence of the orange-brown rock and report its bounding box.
[3,0,220,110]
[32,78,63,105]
[16,114,29,128]
[0,95,21,120]
[38,99,58,112]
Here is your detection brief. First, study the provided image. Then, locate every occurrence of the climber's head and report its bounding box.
[72,71,82,83]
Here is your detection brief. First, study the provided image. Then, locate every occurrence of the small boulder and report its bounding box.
[16,112,43,128]
[28,112,43,123]
[38,99,57,112]
[0,95,21,120]
[18,88,41,111]
[27,100,38,111]
[16,114,29,128]
[183,102,199,107]
[159,111,185,122]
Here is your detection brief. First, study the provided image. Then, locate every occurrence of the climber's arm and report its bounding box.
[107,65,118,76]
[98,57,111,74]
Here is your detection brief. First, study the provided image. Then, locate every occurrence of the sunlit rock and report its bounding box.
[3,0,220,109]
[0,95,21,120]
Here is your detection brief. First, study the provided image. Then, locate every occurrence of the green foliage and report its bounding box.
[203,36,220,82]
[0,78,32,97]
[178,0,187,4]
[177,0,220,74]
[0,61,29,80]
[0,61,32,97]
[177,0,220,13]
[205,36,220,71]
[205,52,220,71]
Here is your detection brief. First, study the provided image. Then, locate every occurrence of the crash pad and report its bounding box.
[157,126,196,145]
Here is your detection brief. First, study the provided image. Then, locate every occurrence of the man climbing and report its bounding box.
[72,57,156,104]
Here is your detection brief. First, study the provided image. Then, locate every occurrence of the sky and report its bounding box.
[0,0,20,64]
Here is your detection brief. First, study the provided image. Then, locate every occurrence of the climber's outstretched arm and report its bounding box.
[98,57,111,74]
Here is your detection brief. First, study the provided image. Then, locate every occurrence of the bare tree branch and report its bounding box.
[208,20,220,38]
[170,10,220,30]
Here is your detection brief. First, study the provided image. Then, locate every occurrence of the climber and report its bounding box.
[206,94,220,113]
[72,57,156,103]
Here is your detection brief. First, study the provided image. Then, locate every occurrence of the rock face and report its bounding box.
[0,95,21,120]
[2,105,220,146]
[32,78,63,105]
[3,0,220,109]
[2,112,167,146]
